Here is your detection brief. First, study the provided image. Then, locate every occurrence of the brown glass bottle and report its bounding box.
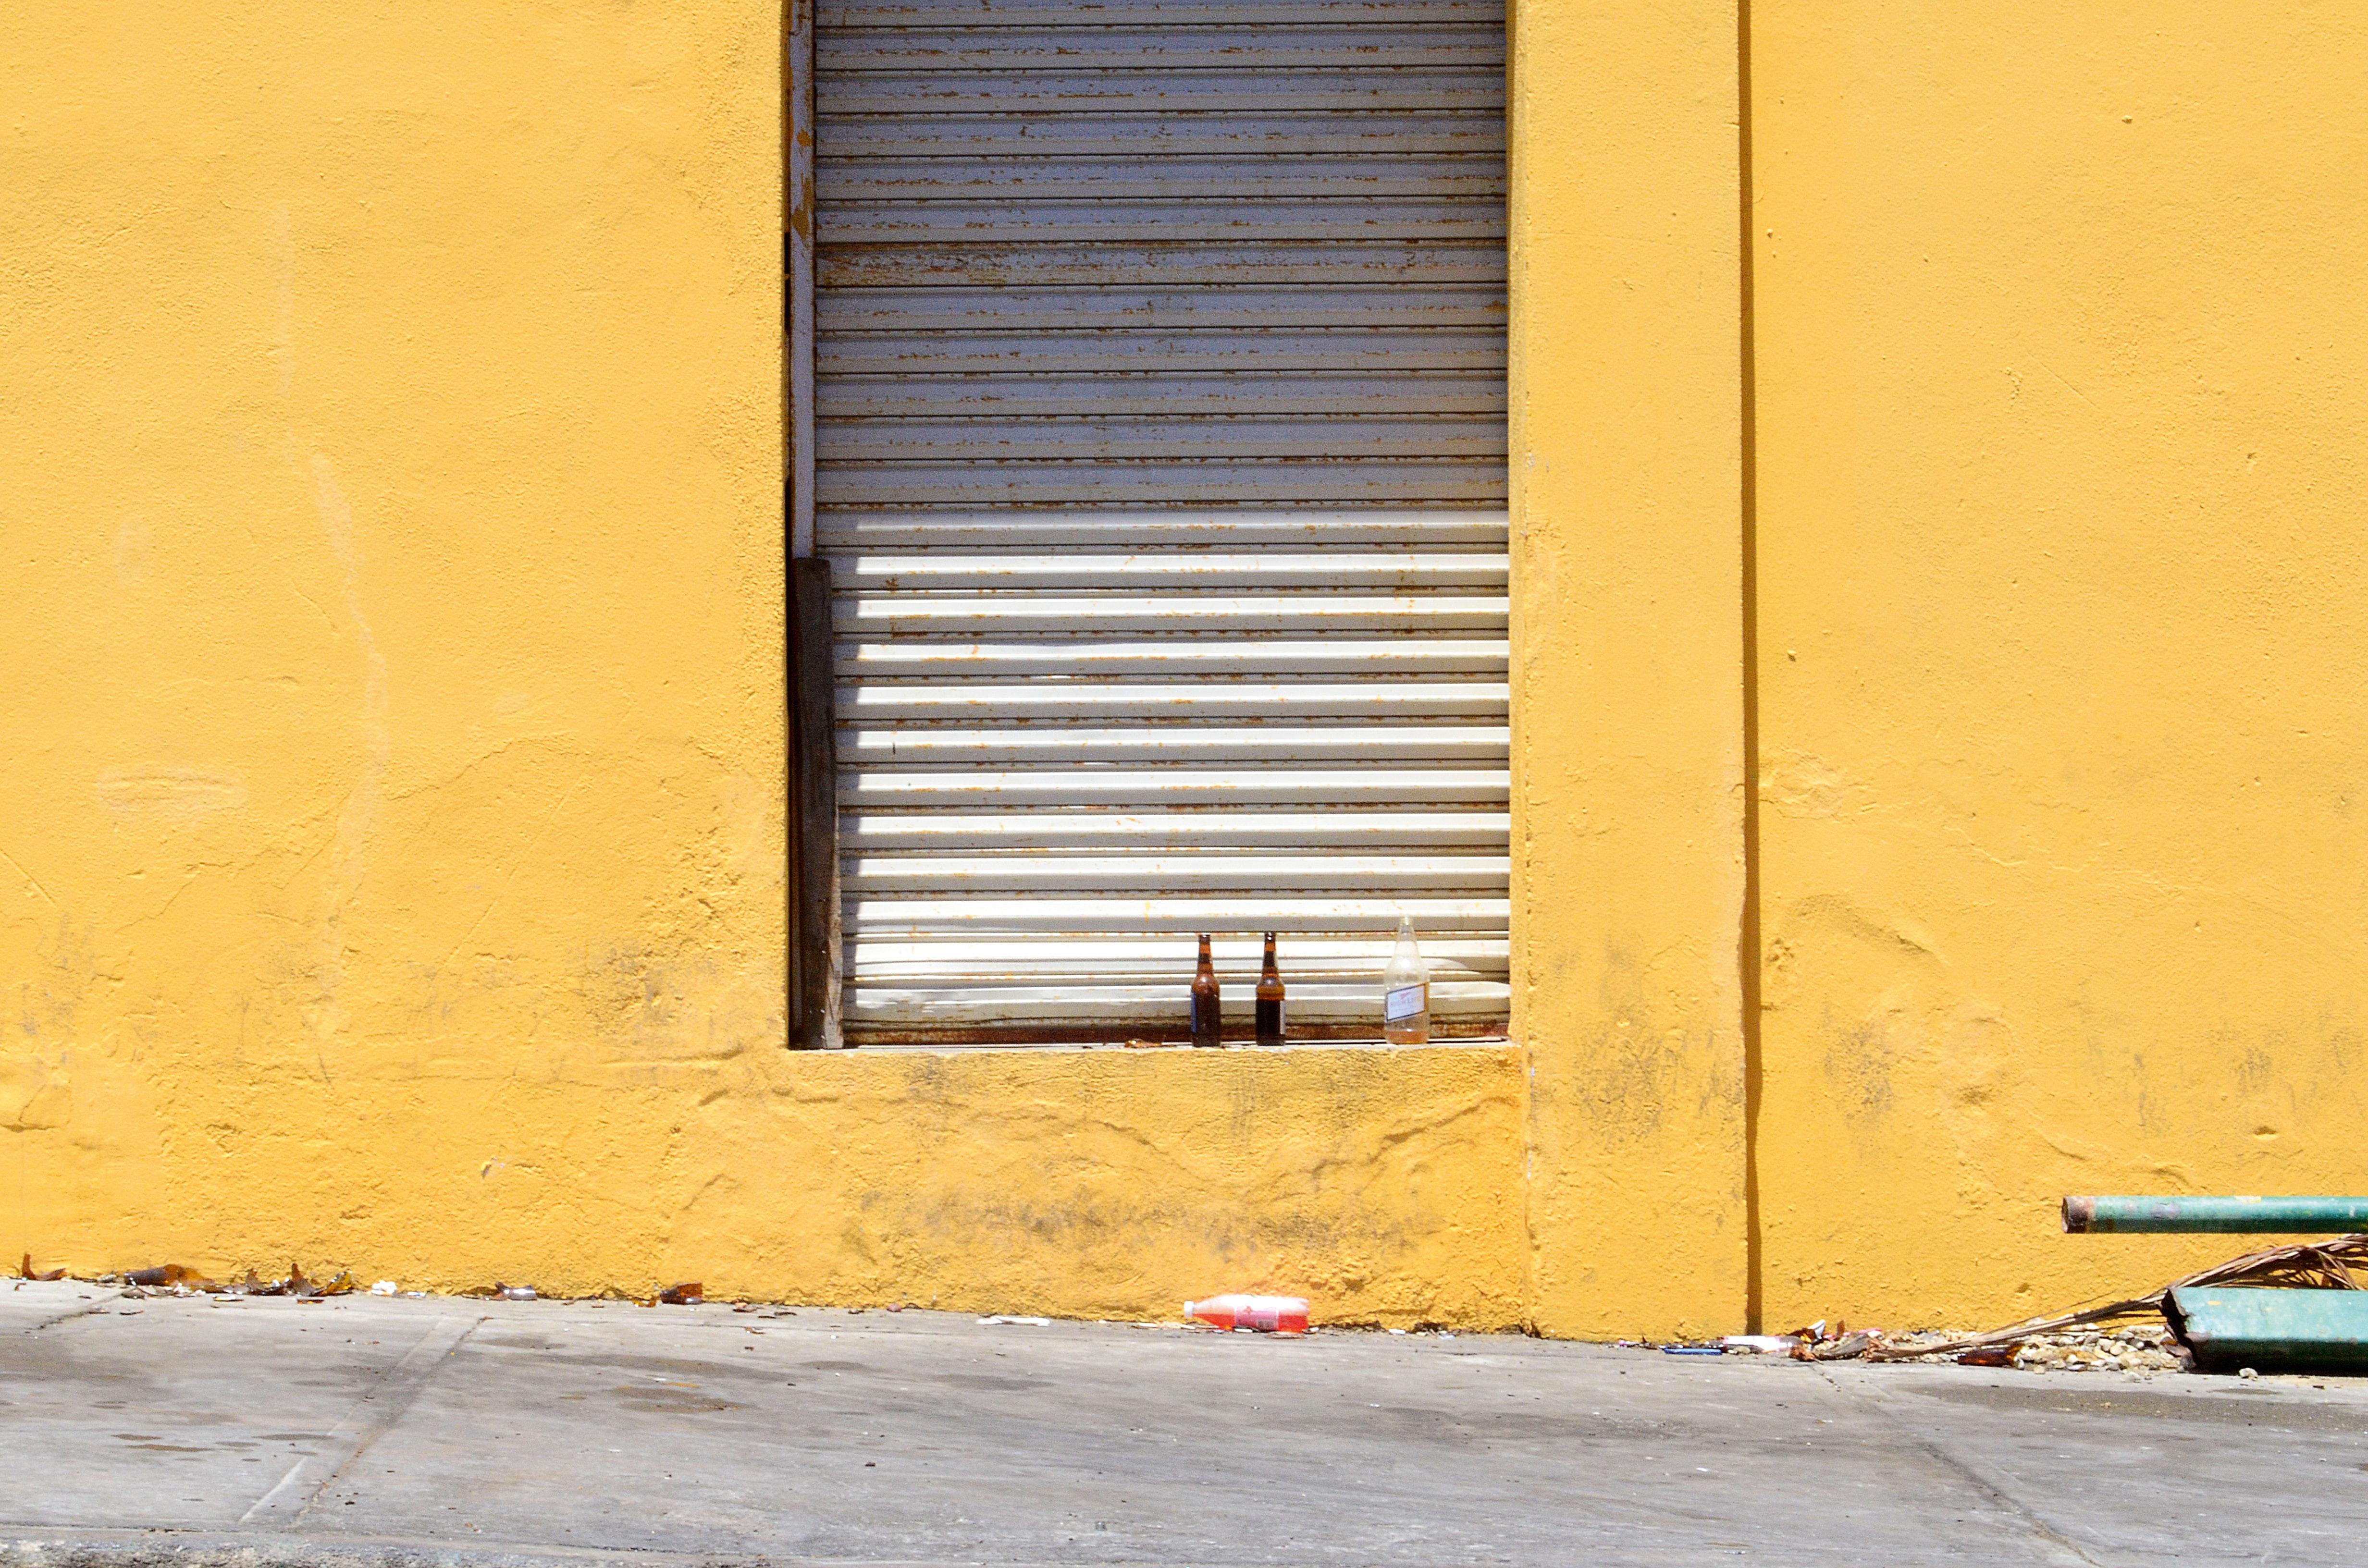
[1189,932,1222,1047]
[1255,930,1285,1046]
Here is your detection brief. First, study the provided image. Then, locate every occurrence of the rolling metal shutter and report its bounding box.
[814,0,1509,1043]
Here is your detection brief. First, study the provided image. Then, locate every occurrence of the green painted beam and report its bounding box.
[2062,1196,2368,1234]
[2165,1286,2368,1374]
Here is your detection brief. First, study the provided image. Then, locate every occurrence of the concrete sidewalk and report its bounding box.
[1,1282,2363,1567]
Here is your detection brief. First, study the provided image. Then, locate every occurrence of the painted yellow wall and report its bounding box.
[0,2,1529,1329]
[16,0,2346,1341]
[0,0,785,1269]
[1510,0,1750,1338]
[1751,4,2368,1328]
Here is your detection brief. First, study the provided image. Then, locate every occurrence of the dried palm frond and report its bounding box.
[1860,1233,2368,1362]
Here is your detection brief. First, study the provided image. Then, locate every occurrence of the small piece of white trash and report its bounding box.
[370,1281,400,1296]
[2239,1367,2259,1380]
[977,1315,1053,1326]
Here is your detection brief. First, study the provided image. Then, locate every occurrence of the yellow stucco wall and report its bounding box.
[1509,0,1750,1339]
[1751,4,2368,1328]
[11,0,2357,1340]
[0,2,1529,1328]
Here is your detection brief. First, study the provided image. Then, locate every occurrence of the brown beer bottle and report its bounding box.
[1255,930,1286,1046]
[1190,932,1222,1047]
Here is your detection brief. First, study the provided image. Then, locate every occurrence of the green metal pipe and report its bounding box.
[2164,1286,2368,1374]
[2061,1195,2368,1233]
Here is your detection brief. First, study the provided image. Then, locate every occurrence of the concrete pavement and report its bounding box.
[2,1281,2364,1566]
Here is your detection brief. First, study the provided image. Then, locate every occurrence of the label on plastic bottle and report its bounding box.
[1384,983,1426,1023]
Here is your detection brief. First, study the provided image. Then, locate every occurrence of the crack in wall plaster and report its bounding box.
[298,453,389,1044]
[272,204,392,1044]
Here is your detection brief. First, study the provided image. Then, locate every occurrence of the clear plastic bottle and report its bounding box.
[1381,915,1429,1044]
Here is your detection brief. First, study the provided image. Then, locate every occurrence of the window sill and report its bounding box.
[833,1036,1513,1055]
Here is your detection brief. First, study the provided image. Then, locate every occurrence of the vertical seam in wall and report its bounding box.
[1737,0,1764,1336]
[1504,0,1540,1335]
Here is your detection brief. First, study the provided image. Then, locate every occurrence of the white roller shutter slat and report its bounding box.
[835,590,1509,634]
[818,24,1505,69]
[849,896,1511,934]
[819,416,1508,460]
[819,197,1504,243]
[820,461,1507,505]
[825,0,1503,23]
[838,635,1508,675]
[820,157,1505,201]
[822,510,1508,547]
[820,372,1506,418]
[820,111,1503,157]
[816,283,1505,329]
[820,240,1505,287]
[819,68,1502,115]
[818,0,1507,1043]
[852,935,1510,975]
[842,681,1511,718]
[846,984,1511,1027]
[845,810,1510,848]
[838,550,1506,586]
[817,327,1506,374]
[847,764,1510,807]
[848,853,1508,892]
[842,726,1509,765]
